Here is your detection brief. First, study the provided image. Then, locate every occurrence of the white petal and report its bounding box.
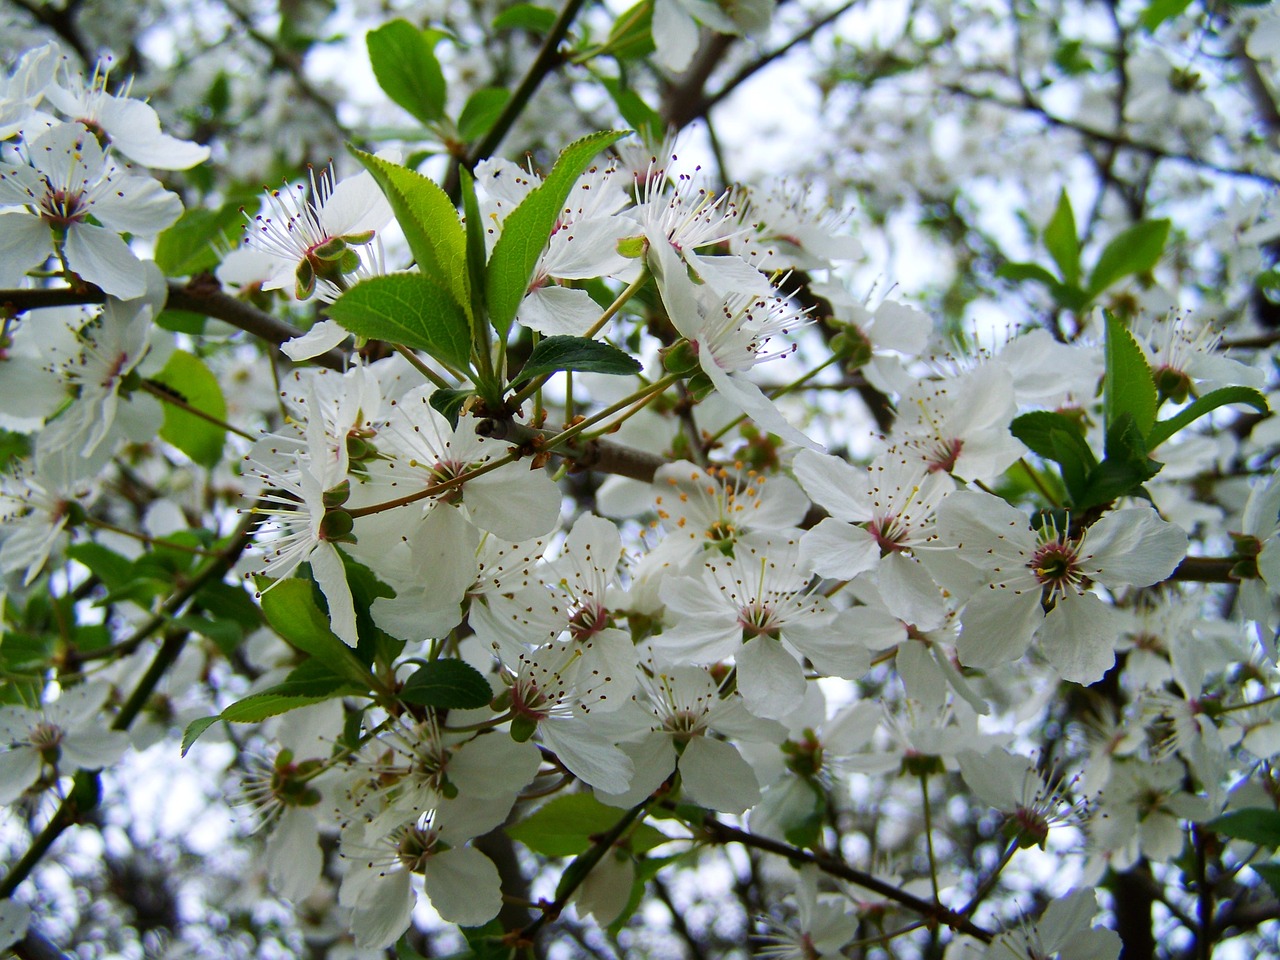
[312,543,358,647]
[0,898,31,952]
[266,808,322,901]
[422,848,503,926]
[955,590,1040,669]
[281,319,349,360]
[516,285,602,336]
[1085,508,1187,588]
[736,636,805,720]
[1038,592,1118,685]
[352,868,415,950]
[800,519,879,579]
[701,359,823,451]
[652,0,700,72]
[63,222,146,298]
[679,736,760,813]
[0,214,51,286]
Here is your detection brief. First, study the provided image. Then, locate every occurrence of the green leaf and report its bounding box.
[457,87,511,142]
[514,335,642,383]
[1087,219,1170,297]
[1104,313,1157,438]
[1252,863,1280,898]
[601,75,664,144]
[400,659,493,709]
[154,204,246,277]
[219,689,350,723]
[258,578,374,686]
[1207,808,1280,848]
[459,920,511,960]
[150,351,227,468]
[1010,412,1098,504]
[430,387,473,427]
[596,0,655,60]
[0,429,30,474]
[154,310,206,335]
[1146,386,1270,449]
[171,613,242,651]
[508,793,665,857]
[1043,190,1080,288]
[461,167,490,331]
[66,542,136,591]
[181,716,220,756]
[350,149,470,313]
[327,273,473,370]
[1140,0,1194,30]
[1080,415,1162,507]
[996,261,1060,287]
[493,3,557,32]
[366,20,447,125]
[486,131,628,338]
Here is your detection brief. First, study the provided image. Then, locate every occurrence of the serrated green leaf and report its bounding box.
[258,578,374,686]
[1043,190,1080,288]
[400,659,493,709]
[1080,419,1163,507]
[457,87,511,142]
[1087,219,1170,297]
[366,20,447,125]
[151,351,227,468]
[1104,313,1157,438]
[486,131,628,338]
[493,3,558,31]
[181,716,220,757]
[350,149,470,313]
[507,793,663,857]
[1207,808,1280,848]
[155,204,246,276]
[514,335,642,383]
[327,273,473,370]
[1140,0,1193,31]
[219,690,346,723]
[1146,386,1270,449]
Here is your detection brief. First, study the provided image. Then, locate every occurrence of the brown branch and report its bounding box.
[694,815,994,942]
[1,280,347,371]
[1169,556,1242,584]
[943,83,1280,187]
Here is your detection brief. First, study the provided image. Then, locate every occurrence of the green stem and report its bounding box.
[139,380,257,441]
[393,344,453,389]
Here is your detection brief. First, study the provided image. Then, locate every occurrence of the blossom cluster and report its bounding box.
[0,22,1278,960]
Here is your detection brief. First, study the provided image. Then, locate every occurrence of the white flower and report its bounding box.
[243,162,391,302]
[795,448,952,630]
[651,240,821,450]
[595,666,785,813]
[655,539,867,720]
[0,120,182,297]
[41,61,209,169]
[338,809,504,948]
[936,490,1188,684]
[0,683,129,803]
[756,865,858,960]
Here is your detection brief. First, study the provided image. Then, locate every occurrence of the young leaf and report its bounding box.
[429,387,472,427]
[601,75,664,144]
[327,273,473,371]
[1140,0,1194,32]
[366,20,448,125]
[1103,312,1157,438]
[150,350,227,468]
[1043,190,1080,288]
[486,130,629,338]
[513,335,642,384]
[1146,386,1270,449]
[349,149,470,313]
[399,659,493,709]
[155,203,246,276]
[1087,219,1170,297]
